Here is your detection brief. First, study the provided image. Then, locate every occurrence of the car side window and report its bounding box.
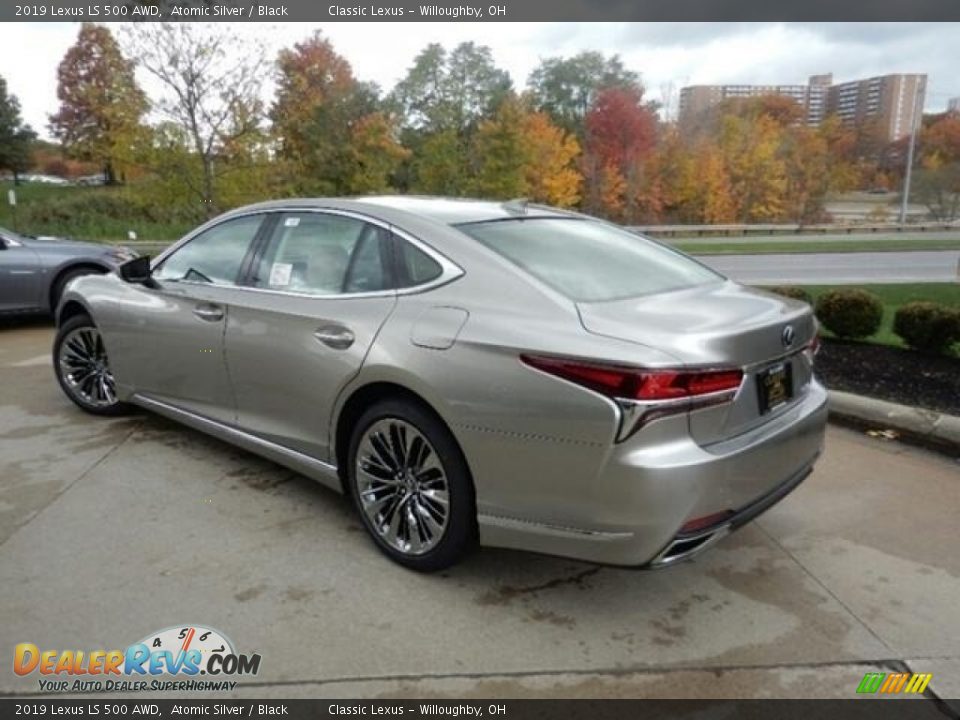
[252,213,391,295]
[396,237,443,287]
[155,215,264,286]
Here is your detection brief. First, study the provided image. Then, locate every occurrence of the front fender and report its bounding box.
[46,259,114,313]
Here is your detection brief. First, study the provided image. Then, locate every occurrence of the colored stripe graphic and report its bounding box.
[856,672,933,694]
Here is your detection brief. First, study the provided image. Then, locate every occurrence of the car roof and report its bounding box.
[358,196,573,224]
[234,196,575,226]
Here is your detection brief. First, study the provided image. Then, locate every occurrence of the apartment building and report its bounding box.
[825,74,926,142]
[678,73,926,141]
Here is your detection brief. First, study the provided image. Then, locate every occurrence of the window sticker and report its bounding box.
[283,217,300,227]
[269,262,293,287]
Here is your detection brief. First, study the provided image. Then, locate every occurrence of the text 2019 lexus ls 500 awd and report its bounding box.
[53,197,827,571]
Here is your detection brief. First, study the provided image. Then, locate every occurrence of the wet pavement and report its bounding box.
[1,320,958,701]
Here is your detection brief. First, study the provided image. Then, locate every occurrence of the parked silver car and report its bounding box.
[0,226,137,314]
[53,197,827,571]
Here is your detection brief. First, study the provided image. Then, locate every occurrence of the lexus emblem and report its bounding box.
[782,325,796,347]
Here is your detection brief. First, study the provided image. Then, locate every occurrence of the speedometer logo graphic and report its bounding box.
[137,625,235,671]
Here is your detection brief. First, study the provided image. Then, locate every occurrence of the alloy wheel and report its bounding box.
[58,326,118,408]
[355,418,450,555]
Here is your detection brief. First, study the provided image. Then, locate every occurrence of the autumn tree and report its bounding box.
[271,31,406,195]
[718,112,787,222]
[521,112,581,207]
[656,130,699,222]
[126,24,268,214]
[912,114,960,220]
[921,112,960,164]
[582,86,658,221]
[0,76,35,184]
[49,24,146,185]
[780,126,830,223]
[817,115,859,192]
[913,160,960,221]
[343,112,411,194]
[698,145,737,223]
[657,129,739,224]
[527,52,641,137]
[272,31,355,165]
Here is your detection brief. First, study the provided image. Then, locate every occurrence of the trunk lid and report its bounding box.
[577,281,816,445]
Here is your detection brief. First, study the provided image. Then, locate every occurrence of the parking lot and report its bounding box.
[1,319,959,701]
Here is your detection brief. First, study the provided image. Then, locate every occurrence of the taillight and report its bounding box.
[804,333,821,363]
[521,355,743,440]
[520,355,743,402]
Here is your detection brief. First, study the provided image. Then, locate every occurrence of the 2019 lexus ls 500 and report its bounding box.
[53,197,827,571]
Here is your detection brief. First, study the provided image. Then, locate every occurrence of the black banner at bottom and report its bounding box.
[1,699,959,720]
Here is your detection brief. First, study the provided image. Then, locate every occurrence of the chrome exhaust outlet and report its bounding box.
[648,525,731,568]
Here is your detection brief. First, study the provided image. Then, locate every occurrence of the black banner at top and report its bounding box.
[2,0,960,22]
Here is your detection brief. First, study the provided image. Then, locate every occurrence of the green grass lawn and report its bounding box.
[677,239,960,254]
[0,181,193,243]
[772,283,960,349]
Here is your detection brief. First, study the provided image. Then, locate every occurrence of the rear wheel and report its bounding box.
[347,399,476,571]
[53,314,130,416]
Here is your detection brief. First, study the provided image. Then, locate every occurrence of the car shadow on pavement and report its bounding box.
[0,314,53,332]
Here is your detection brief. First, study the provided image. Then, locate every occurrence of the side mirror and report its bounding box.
[119,256,158,288]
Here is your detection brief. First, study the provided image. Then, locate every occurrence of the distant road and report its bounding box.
[697,251,960,285]
[675,230,960,245]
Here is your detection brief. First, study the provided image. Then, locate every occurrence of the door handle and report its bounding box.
[314,325,355,350]
[193,304,224,322]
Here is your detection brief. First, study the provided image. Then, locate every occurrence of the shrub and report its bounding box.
[767,286,813,305]
[893,301,960,354]
[815,289,883,339]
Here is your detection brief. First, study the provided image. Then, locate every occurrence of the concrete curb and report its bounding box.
[828,390,960,455]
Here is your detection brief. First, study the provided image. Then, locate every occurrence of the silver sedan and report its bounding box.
[53,197,828,571]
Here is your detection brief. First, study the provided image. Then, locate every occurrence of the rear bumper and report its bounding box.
[647,457,815,567]
[478,379,828,566]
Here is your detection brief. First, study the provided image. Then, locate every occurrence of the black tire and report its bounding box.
[50,266,104,314]
[347,398,477,571]
[53,313,131,417]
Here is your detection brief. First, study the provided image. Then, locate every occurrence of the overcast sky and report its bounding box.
[1,22,958,139]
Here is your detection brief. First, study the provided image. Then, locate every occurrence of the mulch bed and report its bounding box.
[815,339,960,417]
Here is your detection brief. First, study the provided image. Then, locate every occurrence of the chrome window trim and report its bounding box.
[150,206,465,300]
[150,211,269,286]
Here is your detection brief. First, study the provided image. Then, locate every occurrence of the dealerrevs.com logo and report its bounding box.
[14,625,261,693]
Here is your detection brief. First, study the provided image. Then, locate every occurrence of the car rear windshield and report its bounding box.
[457,217,721,302]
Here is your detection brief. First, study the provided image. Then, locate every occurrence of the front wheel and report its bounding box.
[53,314,130,416]
[347,399,477,571]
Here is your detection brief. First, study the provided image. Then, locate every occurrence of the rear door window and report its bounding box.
[251,213,392,295]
